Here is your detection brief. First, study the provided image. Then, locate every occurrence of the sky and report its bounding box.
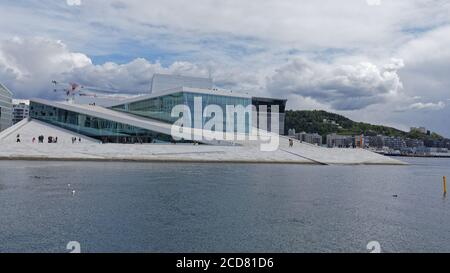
[0,0,449,136]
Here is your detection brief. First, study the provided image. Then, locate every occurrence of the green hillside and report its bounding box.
[285,110,444,141]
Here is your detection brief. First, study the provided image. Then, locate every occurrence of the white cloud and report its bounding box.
[406,101,446,111]
[0,36,270,99]
[0,37,208,98]
[93,0,449,51]
[397,25,450,102]
[69,59,209,93]
[0,37,91,98]
[266,57,404,110]
[2,0,449,58]
[392,100,446,112]
[66,0,82,6]
[366,0,381,6]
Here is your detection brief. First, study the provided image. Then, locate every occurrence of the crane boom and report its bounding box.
[51,80,132,103]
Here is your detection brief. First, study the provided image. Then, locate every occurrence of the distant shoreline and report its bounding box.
[379,153,450,158]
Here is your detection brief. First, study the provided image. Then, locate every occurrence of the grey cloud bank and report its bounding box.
[267,58,404,110]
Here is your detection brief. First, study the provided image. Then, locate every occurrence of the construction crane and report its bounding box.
[51,80,131,103]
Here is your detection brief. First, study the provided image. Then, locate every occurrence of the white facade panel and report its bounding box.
[151,74,213,94]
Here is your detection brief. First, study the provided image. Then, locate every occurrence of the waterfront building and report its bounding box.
[0,83,13,131]
[326,133,353,148]
[382,136,407,151]
[326,133,365,148]
[366,135,426,150]
[416,147,449,156]
[12,99,30,124]
[425,138,450,149]
[367,135,384,149]
[405,138,424,148]
[28,75,287,144]
[298,132,322,146]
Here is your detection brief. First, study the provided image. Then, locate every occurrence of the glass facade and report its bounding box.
[252,97,287,135]
[29,101,180,144]
[0,83,13,131]
[28,90,287,144]
[111,92,253,133]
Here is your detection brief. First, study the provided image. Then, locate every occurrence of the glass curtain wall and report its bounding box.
[30,101,178,144]
[111,92,252,133]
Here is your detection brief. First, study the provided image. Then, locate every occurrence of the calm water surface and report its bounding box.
[0,158,449,253]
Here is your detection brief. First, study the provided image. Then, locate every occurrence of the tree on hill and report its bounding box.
[285,110,445,142]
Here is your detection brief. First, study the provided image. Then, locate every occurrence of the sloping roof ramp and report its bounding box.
[29,98,235,146]
[30,98,174,136]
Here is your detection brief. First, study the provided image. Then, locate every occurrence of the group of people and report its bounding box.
[31,135,58,143]
[15,134,82,144]
[71,137,81,144]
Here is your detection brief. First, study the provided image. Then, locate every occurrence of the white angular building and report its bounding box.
[28,85,287,143]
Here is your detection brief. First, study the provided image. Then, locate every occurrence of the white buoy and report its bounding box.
[72,190,76,195]
[68,183,71,188]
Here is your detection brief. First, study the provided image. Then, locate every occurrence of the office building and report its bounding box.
[297,132,322,146]
[326,133,353,148]
[12,99,30,124]
[0,83,13,131]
